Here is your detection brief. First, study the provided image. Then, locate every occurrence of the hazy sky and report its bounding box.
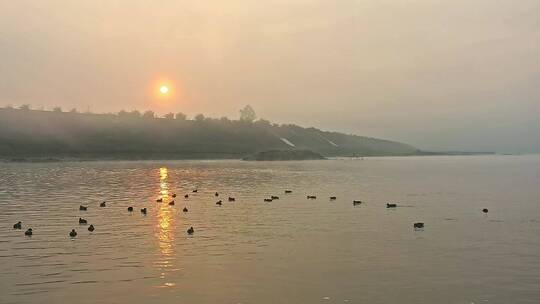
[1,1,539,153]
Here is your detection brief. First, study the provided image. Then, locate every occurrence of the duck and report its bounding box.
[69,229,77,237]
[285,190,292,194]
[413,222,425,229]
[184,194,189,199]
[168,201,175,206]
[215,192,219,197]
[216,200,222,206]
[386,203,397,208]
[192,189,198,193]
[271,196,279,200]
[100,201,106,207]
[13,221,22,229]
[353,200,362,205]
[172,193,177,198]
[264,198,273,202]
[330,196,337,200]
[156,198,163,203]
[127,206,133,212]
[228,197,236,202]
[183,207,188,212]
[307,195,316,199]
[25,228,33,236]
[88,225,95,232]
[482,208,489,213]
[141,208,147,214]
[187,227,194,235]
[79,205,88,211]
[79,218,87,224]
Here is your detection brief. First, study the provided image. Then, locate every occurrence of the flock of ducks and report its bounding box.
[11,189,490,238]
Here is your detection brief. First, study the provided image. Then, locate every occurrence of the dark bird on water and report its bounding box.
[264,198,272,202]
[216,200,222,205]
[183,207,188,212]
[215,192,219,197]
[88,225,95,232]
[187,227,194,235]
[228,197,236,202]
[413,222,425,229]
[192,189,198,193]
[13,221,22,229]
[482,208,489,213]
[25,228,33,236]
[169,201,175,206]
[271,196,279,200]
[330,196,337,200]
[141,208,147,214]
[127,206,133,212]
[156,198,163,203]
[285,190,292,194]
[172,193,177,198]
[79,205,88,211]
[79,218,87,224]
[184,194,189,199]
[100,201,106,207]
[69,229,77,237]
[386,203,397,208]
[307,195,316,199]
[353,200,362,205]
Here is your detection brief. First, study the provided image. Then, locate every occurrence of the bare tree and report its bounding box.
[130,110,142,118]
[194,114,205,122]
[239,105,256,122]
[175,112,187,120]
[142,110,155,119]
[163,112,175,120]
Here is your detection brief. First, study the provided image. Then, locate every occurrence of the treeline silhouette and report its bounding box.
[0,107,421,159]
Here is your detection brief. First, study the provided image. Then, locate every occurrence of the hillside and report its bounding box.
[0,108,421,159]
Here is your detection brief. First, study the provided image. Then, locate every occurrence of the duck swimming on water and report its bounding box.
[69,229,77,237]
[79,218,87,224]
[169,201,175,206]
[386,203,397,208]
[482,208,489,213]
[413,222,425,229]
[216,200,222,206]
[330,196,337,200]
[183,207,188,212]
[141,208,147,214]
[215,192,219,197]
[187,227,194,235]
[228,197,236,202]
[271,196,279,200]
[156,198,163,203]
[172,193,177,198]
[353,200,362,206]
[100,202,106,207]
[264,198,272,202]
[13,221,22,229]
[79,205,88,211]
[25,228,33,236]
[285,190,292,194]
[127,206,133,212]
[184,194,189,199]
[88,225,95,232]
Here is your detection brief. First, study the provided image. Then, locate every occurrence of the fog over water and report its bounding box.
[1,1,539,152]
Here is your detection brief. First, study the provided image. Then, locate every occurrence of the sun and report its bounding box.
[159,85,169,94]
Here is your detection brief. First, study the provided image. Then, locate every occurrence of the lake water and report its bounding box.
[1,155,540,304]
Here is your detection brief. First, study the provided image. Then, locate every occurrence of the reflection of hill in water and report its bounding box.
[0,108,420,159]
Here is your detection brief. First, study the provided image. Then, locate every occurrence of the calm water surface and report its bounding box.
[1,155,540,304]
